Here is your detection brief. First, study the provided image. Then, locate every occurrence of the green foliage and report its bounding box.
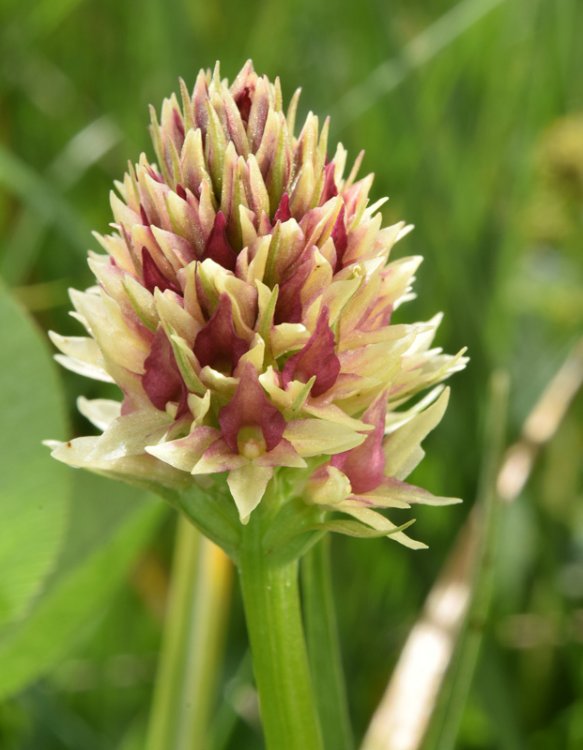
[0,285,71,628]
[0,473,164,701]
[1,0,582,747]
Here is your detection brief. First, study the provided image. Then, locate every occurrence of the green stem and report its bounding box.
[302,536,354,750]
[145,514,233,750]
[238,506,324,750]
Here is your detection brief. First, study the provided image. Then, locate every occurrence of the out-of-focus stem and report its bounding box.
[145,514,233,750]
[302,536,354,750]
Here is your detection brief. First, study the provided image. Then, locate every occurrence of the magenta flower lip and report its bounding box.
[282,307,340,396]
[219,363,286,454]
[48,61,467,541]
[193,294,248,373]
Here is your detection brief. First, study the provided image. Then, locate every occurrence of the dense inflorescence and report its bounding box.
[49,62,466,547]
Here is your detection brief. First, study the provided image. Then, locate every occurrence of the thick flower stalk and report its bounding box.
[48,61,466,551]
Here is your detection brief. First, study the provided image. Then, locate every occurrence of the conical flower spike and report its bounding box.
[48,61,467,552]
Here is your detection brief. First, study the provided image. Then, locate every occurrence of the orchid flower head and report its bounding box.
[47,61,467,553]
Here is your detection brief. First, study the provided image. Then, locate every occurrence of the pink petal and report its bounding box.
[172,107,185,144]
[255,438,306,468]
[282,307,340,397]
[274,248,313,324]
[142,247,181,294]
[331,205,348,271]
[146,165,163,183]
[193,436,247,473]
[357,299,393,331]
[202,211,238,271]
[273,192,291,222]
[235,86,253,123]
[331,392,387,493]
[320,162,338,204]
[193,294,249,374]
[219,363,285,453]
[142,328,188,415]
[139,204,150,226]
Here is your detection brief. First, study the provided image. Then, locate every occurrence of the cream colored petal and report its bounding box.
[339,339,410,379]
[166,333,205,395]
[307,466,352,506]
[227,463,273,524]
[49,332,113,383]
[385,385,445,434]
[154,288,198,344]
[192,442,247,474]
[255,440,307,469]
[301,248,333,306]
[239,334,265,370]
[363,196,389,221]
[381,255,423,308]
[322,275,363,325]
[187,390,211,423]
[246,236,271,283]
[271,323,309,358]
[239,205,259,250]
[303,402,373,432]
[146,426,219,472]
[181,261,206,326]
[390,349,467,407]
[350,492,411,510]
[268,219,305,283]
[284,419,366,458]
[77,397,121,431]
[198,259,256,334]
[343,213,382,264]
[151,225,196,271]
[384,388,450,479]
[373,481,459,509]
[93,230,136,274]
[245,154,270,214]
[200,366,238,394]
[338,503,427,550]
[54,354,114,383]
[123,275,158,330]
[46,436,189,492]
[69,289,149,374]
[255,281,278,342]
[338,323,417,354]
[89,410,174,461]
[257,366,289,408]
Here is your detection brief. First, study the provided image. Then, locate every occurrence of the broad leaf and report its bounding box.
[0,472,166,699]
[0,285,71,629]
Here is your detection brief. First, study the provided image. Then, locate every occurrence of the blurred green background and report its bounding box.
[0,0,582,748]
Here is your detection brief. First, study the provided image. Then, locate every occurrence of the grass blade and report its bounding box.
[302,535,354,750]
[361,371,510,750]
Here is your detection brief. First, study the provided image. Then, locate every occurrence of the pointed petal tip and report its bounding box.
[42,439,62,451]
[227,463,272,524]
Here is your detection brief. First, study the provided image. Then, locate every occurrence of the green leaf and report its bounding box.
[421,372,510,750]
[0,472,166,700]
[360,373,510,750]
[0,146,90,283]
[0,284,71,629]
[302,536,354,750]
